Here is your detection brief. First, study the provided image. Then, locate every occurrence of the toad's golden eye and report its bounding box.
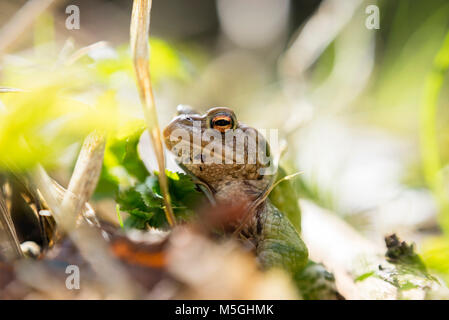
[211,115,233,132]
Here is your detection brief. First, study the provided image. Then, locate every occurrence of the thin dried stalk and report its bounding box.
[0,0,61,55]
[64,41,109,66]
[0,185,23,259]
[61,131,105,229]
[130,0,176,226]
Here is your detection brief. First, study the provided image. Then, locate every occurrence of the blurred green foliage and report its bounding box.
[95,39,190,84]
[0,83,115,171]
[422,236,449,285]
[418,30,449,284]
[420,30,449,232]
[0,21,189,171]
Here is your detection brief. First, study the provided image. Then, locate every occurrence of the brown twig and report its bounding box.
[130,0,176,226]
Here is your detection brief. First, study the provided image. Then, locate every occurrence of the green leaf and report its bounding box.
[354,271,375,282]
[95,125,147,198]
[136,178,163,208]
[116,188,148,213]
[124,214,149,230]
[116,170,205,230]
[167,171,203,209]
[107,126,148,183]
[116,204,124,229]
[117,187,158,230]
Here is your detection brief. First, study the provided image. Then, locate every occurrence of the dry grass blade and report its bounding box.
[0,186,23,259]
[0,87,25,93]
[64,41,109,66]
[130,0,176,226]
[0,0,61,56]
[61,131,105,228]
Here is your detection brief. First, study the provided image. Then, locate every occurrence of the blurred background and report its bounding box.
[1,0,449,287]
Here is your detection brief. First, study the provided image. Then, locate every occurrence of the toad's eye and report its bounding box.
[211,115,233,132]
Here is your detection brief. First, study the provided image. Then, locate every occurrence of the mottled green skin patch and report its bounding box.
[256,200,308,274]
[269,166,302,233]
[295,261,340,300]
